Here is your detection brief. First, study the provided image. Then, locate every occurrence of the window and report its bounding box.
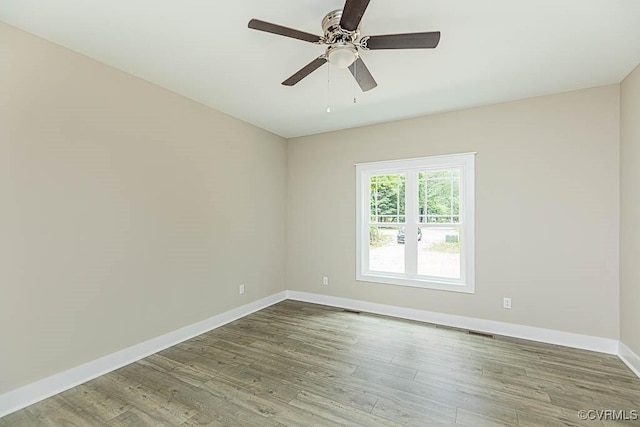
[356,153,475,293]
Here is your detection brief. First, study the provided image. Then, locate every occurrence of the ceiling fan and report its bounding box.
[248,0,441,92]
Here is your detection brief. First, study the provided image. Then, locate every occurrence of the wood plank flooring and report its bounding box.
[2,300,639,426]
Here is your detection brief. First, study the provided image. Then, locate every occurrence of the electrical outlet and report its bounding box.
[239,284,245,295]
[322,276,329,286]
[503,297,512,309]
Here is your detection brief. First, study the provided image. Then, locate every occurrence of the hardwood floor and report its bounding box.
[2,300,639,426]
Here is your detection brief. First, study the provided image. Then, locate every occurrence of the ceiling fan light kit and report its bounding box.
[248,0,440,92]
[326,44,358,69]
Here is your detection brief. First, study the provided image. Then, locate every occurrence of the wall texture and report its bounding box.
[621,64,640,356]
[288,85,620,339]
[0,23,287,394]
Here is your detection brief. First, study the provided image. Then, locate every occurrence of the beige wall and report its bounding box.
[288,85,620,339]
[0,19,630,397]
[621,63,640,356]
[0,23,287,393]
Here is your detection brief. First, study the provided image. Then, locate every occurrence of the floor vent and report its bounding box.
[343,309,362,314]
[468,330,494,338]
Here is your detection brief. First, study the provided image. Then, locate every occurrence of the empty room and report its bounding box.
[1,0,640,425]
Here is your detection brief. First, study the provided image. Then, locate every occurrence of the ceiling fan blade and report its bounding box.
[340,0,371,31]
[365,32,441,50]
[248,19,322,43]
[348,57,377,92]
[282,56,328,86]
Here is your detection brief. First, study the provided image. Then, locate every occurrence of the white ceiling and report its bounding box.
[2,0,640,138]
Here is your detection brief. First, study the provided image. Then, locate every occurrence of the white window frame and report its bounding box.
[356,153,476,293]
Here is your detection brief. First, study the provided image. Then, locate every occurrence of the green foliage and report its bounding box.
[419,170,460,223]
[370,170,460,224]
[370,175,405,222]
[369,226,392,247]
[428,241,460,254]
[445,234,459,243]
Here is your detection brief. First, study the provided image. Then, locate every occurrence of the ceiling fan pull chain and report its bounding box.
[326,63,331,113]
[353,60,358,104]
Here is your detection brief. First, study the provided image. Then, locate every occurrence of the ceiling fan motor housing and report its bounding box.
[322,10,360,44]
[322,10,360,68]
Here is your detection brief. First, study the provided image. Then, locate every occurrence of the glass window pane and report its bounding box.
[417,227,461,279]
[419,170,461,224]
[369,226,405,274]
[370,174,405,223]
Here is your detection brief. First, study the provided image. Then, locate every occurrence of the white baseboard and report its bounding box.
[0,291,287,418]
[619,342,640,379]
[2,289,635,419]
[285,291,619,355]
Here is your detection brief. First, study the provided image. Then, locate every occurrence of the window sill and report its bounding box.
[356,273,475,294]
